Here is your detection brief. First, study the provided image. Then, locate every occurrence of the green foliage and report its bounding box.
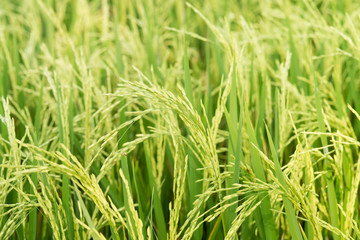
[1,0,360,239]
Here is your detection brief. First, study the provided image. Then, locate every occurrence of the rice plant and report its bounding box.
[1,0,360,239]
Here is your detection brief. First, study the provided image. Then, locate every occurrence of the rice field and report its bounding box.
[1,0,360,239]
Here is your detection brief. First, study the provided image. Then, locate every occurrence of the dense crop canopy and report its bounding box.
[1,0,360,239]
